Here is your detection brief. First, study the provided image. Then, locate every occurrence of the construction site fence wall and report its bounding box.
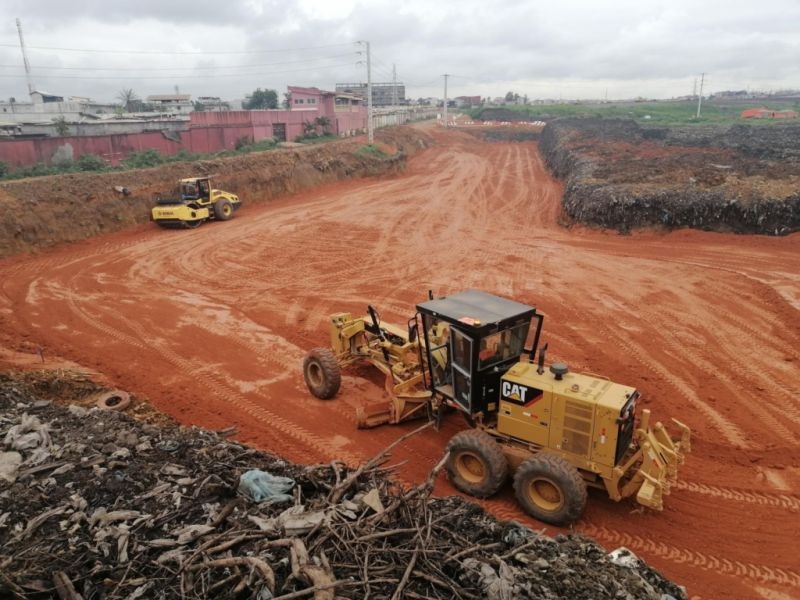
[0,106,434,169]
[372,107,439,129]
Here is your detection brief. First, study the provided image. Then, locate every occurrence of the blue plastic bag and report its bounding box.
[238,470,295,504]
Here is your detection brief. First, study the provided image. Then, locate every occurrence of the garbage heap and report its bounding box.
[0,372,686,599]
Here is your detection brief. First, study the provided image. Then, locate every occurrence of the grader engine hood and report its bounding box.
[501,361,691,513]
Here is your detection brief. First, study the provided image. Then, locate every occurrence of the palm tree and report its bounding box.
[116,88,140,112]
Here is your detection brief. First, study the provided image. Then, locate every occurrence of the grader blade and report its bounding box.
[356,371,432,428]
[356,402,394,429]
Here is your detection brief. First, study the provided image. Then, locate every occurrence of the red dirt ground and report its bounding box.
[1,127,798,599]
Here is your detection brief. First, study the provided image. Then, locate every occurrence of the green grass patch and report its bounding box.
[356,144,388,157]
[467,99,800,127]
[294,134,339,144]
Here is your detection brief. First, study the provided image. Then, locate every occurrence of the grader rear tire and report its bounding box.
[303,348,341,399]
[445,430,508,498]
[513,453,588,525]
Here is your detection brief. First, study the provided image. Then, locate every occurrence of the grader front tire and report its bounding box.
[445,430,508,498]
[513,453,588,525]
[303,348,341,399]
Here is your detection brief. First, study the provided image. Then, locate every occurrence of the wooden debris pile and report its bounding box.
[0,372,686,599]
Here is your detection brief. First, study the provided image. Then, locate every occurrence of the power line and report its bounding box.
[0,52,358,72]
[0,61,358,80]
[0,41,357,55]
[0,55,358,72]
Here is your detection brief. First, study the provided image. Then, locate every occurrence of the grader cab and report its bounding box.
[302,290,691,524]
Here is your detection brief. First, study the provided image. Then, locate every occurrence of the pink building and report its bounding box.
[191,85,365,143]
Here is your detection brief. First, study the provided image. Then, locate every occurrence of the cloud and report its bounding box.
[0,0,797,101]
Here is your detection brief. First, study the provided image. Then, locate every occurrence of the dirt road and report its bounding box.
[1,128,798,599]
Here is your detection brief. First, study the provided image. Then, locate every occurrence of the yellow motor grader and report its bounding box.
[303,289,691,525]
[151,176,241,228]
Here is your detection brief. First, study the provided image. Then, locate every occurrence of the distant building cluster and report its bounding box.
[335,82,406,107]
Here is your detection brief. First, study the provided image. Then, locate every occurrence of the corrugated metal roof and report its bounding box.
[147,94,192,101]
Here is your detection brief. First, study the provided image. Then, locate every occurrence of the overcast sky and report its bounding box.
[1,0,798,104]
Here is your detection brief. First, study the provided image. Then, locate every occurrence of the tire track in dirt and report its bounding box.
[671,480,800,512]
[626,296,799,445]
[578,522,800,588]
[60,284,356,466]
[553,283,751,448]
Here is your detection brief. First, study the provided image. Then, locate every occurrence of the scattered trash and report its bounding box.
[0,372,686,599]
[610,546,642,568]
[95,390,131,411]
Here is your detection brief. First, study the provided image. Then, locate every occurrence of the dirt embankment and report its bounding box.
[0,126,431,260]
[539,118,800,235]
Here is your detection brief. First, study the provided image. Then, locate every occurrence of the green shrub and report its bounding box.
[166,149,199,163]
[0,161,10,178]
[76,154,107,171]
[15,163,57,178]
[123,149,164,168]
[356,144,387,157]
[235,135,253,150]
[296,134,338,144]
[248,138,278,152]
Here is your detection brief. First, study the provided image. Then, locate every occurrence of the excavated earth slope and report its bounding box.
[0,126,798,599]
[0,127,427,260]
[539,118,800,235]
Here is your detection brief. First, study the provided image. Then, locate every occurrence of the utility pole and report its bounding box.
[16,18,34,96]
[365,41,373,144]
[442,73,449,127]
[392,64,398,107]
[695,72,705,119]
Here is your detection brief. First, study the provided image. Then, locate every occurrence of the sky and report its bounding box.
[0,0,798,104]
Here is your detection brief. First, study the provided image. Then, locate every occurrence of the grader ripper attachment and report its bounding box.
[302,290,691,524]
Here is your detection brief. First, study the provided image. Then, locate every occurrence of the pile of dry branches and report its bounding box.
[0,372,685,599]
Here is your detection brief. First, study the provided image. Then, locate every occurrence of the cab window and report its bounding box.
[478,322,528,370]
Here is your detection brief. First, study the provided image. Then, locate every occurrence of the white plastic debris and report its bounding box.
[463,558,516,600]
[0,452,22,484]
[360,488,384,513]
[247,504,328,535]
[609,547,641,569]
[4,414,51,452]
[174,524,214,544]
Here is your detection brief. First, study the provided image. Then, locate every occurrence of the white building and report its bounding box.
[146,94,193,114]
[0,90,115,124]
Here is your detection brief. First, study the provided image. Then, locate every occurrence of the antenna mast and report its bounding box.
[16,18,34,96]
